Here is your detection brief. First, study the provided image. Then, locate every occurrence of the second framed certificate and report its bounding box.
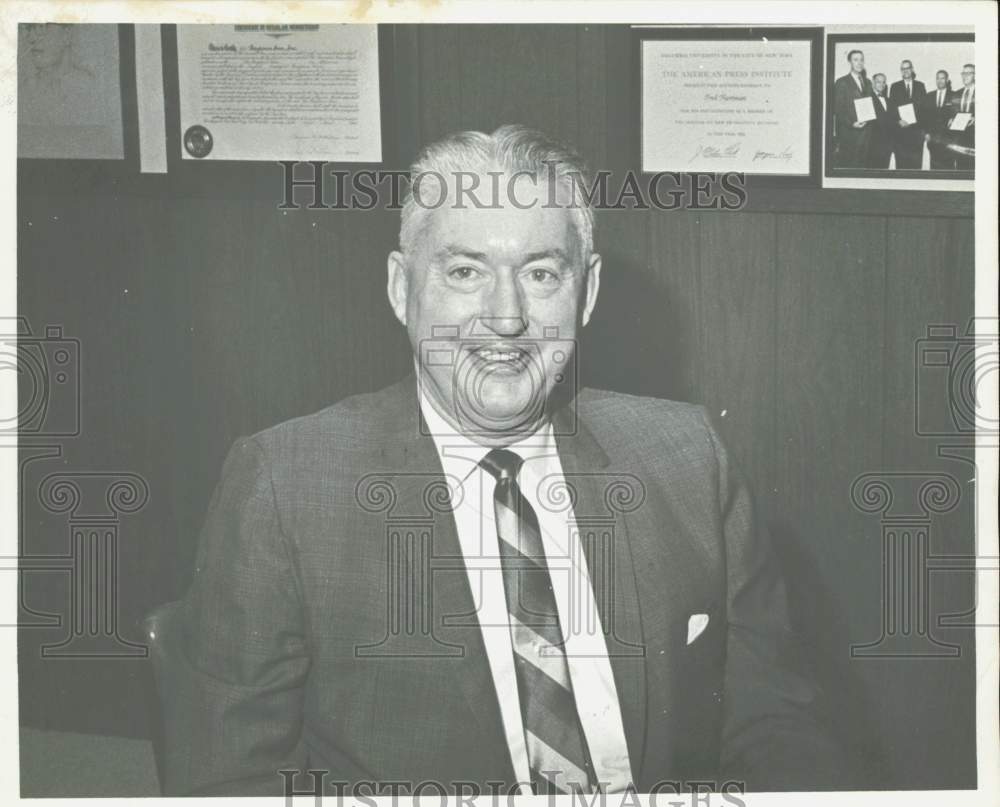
[638,27,822,186]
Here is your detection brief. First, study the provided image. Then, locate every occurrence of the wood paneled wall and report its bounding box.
[17,24,975,790]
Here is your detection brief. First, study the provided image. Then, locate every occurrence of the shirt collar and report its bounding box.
[417,384,557,486]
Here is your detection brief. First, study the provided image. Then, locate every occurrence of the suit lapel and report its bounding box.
[554,406,649,779]
[377,376,516,780]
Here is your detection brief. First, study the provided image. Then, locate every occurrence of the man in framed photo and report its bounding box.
[888,59,926,169]
[833,49,873,168]
[867,72,897,169]
[922,69,957,170]
[950,63,975,170]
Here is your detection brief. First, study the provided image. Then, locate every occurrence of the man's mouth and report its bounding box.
[470,344,532,369]
[478,348,522,362]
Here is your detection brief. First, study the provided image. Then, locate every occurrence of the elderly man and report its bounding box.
[152,126,844,797]
[867,73,897,169]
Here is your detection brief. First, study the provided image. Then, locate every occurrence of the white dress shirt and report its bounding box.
[419,391,633,791]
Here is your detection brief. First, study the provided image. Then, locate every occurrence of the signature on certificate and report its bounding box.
[690,142,741,164]
[752,146,795,162]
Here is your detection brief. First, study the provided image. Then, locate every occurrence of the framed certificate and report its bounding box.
[175,24,383,162]
[637,27,822,186]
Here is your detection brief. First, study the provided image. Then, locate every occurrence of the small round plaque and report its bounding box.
[183,125,214,158]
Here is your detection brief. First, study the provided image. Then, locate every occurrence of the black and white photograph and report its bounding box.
[16,22,126,160]
[826,32,976,183]
[2,3,997,805]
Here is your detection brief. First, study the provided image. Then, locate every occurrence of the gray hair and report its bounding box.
[398,124,595,259]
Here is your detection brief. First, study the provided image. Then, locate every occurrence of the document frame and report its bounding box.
[636,26,823,189]
[824,31,975,186]
[15,23,138,176]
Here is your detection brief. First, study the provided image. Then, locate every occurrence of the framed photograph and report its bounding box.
[637,27,822,187]
[825,32,975,185]
[17,23,127,160]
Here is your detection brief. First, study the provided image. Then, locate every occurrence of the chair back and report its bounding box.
[142,601,183,794]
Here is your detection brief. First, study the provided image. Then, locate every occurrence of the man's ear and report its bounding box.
[387,251,408,326]
[581,253,602,328]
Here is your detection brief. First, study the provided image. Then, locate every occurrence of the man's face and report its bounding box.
[936,73,948,90]
[873,75,886,94]
[961,67,975,87]
[901,62,914,80]
[387,173,600,442]
[850,52,864,73]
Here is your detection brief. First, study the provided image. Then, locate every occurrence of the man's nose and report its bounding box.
[480,274,527,337]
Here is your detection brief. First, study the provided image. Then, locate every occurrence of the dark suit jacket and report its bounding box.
[152,375,844,796]
[867,92,897,168]
[833,72,873,167]
[921,89,952,129]
[887,79,926,167]
[920,88,959,169]
[888,78,926,115]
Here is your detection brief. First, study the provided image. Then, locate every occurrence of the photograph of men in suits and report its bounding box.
[867,73,896,169]
[888,59,926,168]
[952,63,975,169]
[150,125,845,797]
[923,69,957,170]
[833,49,873,168]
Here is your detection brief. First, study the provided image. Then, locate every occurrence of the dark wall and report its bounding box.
[17,24,975,790]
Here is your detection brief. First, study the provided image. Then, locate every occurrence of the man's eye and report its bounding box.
[527,267,558,283]
[448,265,479,281]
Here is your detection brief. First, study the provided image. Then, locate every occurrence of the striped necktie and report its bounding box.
[480,448,597,795]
